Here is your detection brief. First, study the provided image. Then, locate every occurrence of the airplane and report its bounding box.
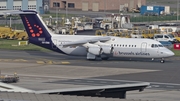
[1,10,174,63]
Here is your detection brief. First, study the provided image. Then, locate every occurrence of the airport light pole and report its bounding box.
[104,0,107,14]
[177,0,179,21]
[104,0,107,13]
[66,1,68,18]
[56,0,58,27]
[104,0,105,13]
[9,16,11,28]
[111,13,114,29]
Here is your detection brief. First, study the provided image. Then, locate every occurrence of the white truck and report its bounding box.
[82,22,93,30]
[154,34,177,43]
[148,25,180,33]
[100,22,112,30]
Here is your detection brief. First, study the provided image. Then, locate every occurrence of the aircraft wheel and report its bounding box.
[160,59,165,63]
[101,57,109,60]
[87,57,97,61]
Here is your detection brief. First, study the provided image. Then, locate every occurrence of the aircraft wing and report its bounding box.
[62,36,111,47]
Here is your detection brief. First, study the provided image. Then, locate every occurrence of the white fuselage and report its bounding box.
[51,34,174,59]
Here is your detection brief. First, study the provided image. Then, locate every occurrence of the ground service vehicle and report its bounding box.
[0,72,19,83]
[154,34,177,43]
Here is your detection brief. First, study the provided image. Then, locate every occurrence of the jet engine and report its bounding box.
[83,43,102,55]
[94,41,114,54]
[101,46,114,54]
[88,47,102,55]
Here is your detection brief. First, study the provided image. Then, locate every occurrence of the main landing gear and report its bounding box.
[160,58,165,63]
[101,57,109,60]
[151,58,165,63]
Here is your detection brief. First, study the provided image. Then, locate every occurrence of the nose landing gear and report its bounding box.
[160,58,165,63]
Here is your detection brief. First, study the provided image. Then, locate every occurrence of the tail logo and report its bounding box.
[25,17,43,37]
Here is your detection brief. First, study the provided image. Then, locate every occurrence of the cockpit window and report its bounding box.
[151,44,164,48]
[151,44,158,48]
[151,44,163,48]
[151,44,155,48]
[155,44,158,47]
[158,44,164,47]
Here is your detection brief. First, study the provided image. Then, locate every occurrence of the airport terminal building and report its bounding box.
[0,0,146,13]
[50,0,146,12]
[0,0,44,14]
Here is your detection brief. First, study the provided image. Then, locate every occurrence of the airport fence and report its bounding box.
[0,24,24,30]
[130,15,179,22]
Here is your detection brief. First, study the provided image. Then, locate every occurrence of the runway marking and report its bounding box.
[10,66,159,80]
[0,59,12,61]
[151,85,160,87]
[26,78,180,89]
[166,86,174,88]
[35,78,42,80]
[0,59,28,62]
[36,60,70,65]
[91,78,180,86]
[21,77,30,79]
[61,61,70,64]
[112,82,121,84]
[146,86,152,88]
[87,81,94,82]
[13,59,27,62]
[36,61,45,64]
[100,81,107,83]
[48,79,57,81]
[74,80,81,82]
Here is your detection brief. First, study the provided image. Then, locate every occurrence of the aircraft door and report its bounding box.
[157,44,159,56]
[141,42,147,52]
[52,39,57,49]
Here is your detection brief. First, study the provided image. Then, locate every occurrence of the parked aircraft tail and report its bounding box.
[19,10,52,45]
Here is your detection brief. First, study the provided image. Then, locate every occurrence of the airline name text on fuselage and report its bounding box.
[114,51,150,56]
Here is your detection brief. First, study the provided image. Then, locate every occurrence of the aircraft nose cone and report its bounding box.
[170,51,175,56]
[166,50,175,57]
[160,49,175,57]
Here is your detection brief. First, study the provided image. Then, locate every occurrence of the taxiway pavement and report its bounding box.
[0,50,180,101]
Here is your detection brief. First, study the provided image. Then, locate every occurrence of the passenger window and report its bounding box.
[132,45,133,47]
[129,45,131,47]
